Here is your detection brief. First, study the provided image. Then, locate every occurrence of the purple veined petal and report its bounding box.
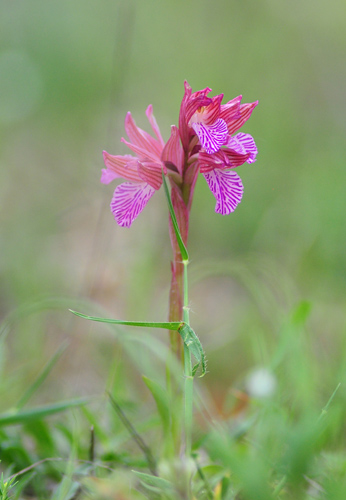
[192,118,228,154]
[227,135,247,155]
[232,133,258,163]
[111,182,156,227]
[203,168,244,215]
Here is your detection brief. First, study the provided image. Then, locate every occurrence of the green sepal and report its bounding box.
[161,171,189,262]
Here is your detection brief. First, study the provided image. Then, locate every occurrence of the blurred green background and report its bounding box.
[1,0,345,409]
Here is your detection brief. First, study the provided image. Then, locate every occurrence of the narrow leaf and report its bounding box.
[132,470,174,493]
[162,171,188,261]
[319,382,341,421]
[70,310,181,330]
[16,340,69,409]
[0,398,90,427]
[107,393,157,476]
[142,376,170,434]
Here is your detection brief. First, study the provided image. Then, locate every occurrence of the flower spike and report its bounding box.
[101,83,258,226]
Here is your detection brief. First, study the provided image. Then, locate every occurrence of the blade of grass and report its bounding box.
[107,392,157,476]
[16,341,69,409]
[318,382,341,422]
[0,398,90,427]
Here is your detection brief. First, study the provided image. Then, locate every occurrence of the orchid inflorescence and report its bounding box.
[101,81,258,228]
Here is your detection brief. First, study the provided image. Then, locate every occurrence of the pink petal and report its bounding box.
[203,168,244,215]
[102,151,142,184]
[124,112,162,159]
[231,133,258,163]
[202,94,224,125]
[219,95,242,125]
[101,168,121,184]
[227,100,258,135]
[161,125,184,175]
[227,136,247,155]
[179,81,212,151]
[110,182,155,227]
[198,150,228,173]
[146,105,165,148]
[191,85,213,99]
[185,94,212,124]
[222,148,251,167]
[137,161,163,190]
[199,148,251,174]
[121,137,160,163]
[192,118,228,154]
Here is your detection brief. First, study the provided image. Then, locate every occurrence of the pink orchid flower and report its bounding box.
[102,106,183,227]
[179,81,258,215]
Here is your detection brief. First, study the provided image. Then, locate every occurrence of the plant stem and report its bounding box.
[167,244,185,453]
[183,259,193,457]
[184,343,193,456]
[164,170,197,460]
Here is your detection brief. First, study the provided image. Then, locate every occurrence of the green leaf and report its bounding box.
[142,376,170,434]
[132,470,175,493]
[178,324,206,377]
[0,398,90,427]
[108,393,157,475]
[161,171,188,262]
[196,464,226,487]
[69,310,181,330]
[70,310,206,378]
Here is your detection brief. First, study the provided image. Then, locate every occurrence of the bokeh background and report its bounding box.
[1,0,346,411]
